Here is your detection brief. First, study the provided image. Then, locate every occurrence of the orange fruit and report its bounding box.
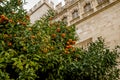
[8,42,12,46]
[22,22,26,26]
[1,15,8,21]
[72,41,76,45]
[9,19,13,23]
[66,45,72,49]
[31,35,35,39]
[65,48,69,51]
[56,28,60,32]
[61,33,66,38]
[51,34,56,38]
[66,41,70,45]
[1,15,5,19]
[4,17,8,21]
[68,39,72,43]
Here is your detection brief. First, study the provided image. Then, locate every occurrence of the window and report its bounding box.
[62,16,67,24]
[72,10,79,19]
[84,3,92,13]
[97,0,109,4]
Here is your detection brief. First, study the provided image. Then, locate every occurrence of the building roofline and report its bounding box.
[28,1,54,16]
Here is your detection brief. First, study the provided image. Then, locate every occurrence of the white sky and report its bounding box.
[23,0,64,11]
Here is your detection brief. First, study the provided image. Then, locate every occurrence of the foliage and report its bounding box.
[0,0,120,80]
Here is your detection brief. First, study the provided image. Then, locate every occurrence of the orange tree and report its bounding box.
[0,0,120,80]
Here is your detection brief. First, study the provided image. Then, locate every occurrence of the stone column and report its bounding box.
[92,0,98,11]
[78,1,83,19]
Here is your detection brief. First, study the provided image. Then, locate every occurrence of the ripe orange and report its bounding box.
[66,45,72,49]
[31,35,35,39]
[51,34,56,38]
[72,41,76,45]
[66,41,70,45]
[1,15,5,19]
[22,22,26,26]
[56,28,60,32]
[4,17,8,21]
[8,42,12,46]
[65,48,69,51]
[68,39,72,43]
[1,14,8,21]
[61,33,66,38]
[9,19,13,23]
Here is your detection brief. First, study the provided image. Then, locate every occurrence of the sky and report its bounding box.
[23,0,64,11]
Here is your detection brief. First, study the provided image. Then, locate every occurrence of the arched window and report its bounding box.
[72,10,79,19]
[84,3,92,13]
[97,0,109,4]
[62,16,67,24]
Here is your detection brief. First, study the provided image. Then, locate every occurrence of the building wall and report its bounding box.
[75,1,120,48]
[30,4,50,23]
[28,0,54,23]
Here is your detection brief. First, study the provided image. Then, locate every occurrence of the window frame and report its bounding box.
[84,3,92,13]
[72,9,79,19]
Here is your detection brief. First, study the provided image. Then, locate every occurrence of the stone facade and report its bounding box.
[29,0,120,48]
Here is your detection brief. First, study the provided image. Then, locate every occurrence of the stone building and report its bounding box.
[28,0,120,49]
[28,0,54,23]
